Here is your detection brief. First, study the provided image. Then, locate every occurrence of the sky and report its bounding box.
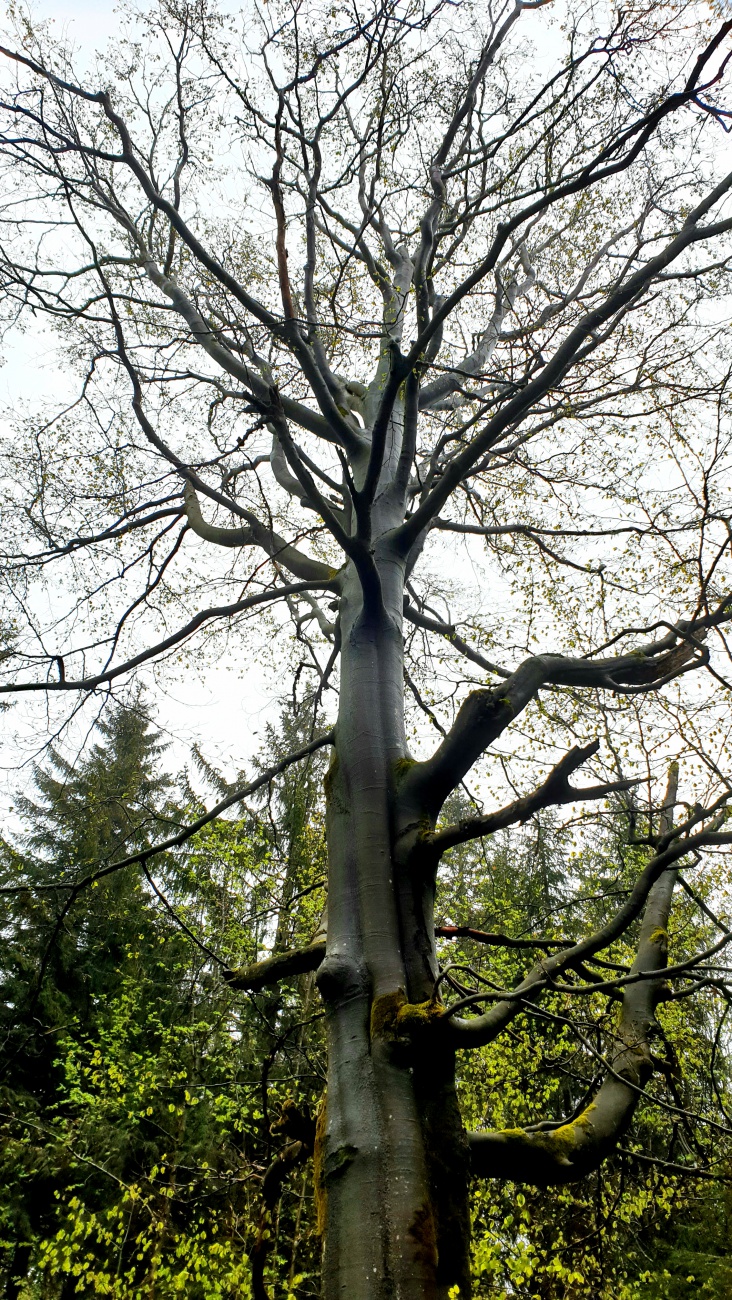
[0,321,280,801]
[0,0,477,801]
[0,2,284,802]
[1,0,706,814]
[23,1,124,53]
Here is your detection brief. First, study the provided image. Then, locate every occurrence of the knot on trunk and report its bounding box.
[315,952,368,1005]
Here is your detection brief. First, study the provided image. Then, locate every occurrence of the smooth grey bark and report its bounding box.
[314,473,471,1299]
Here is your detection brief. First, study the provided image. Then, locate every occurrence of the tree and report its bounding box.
[0,699,191,1293]
[0,699,175,1103]
[433,812,732,1298]
[1,1,732,1295]
[0,698,327,1299]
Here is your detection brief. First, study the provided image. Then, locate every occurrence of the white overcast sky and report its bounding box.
[0,6,284,801]
[0,0,599,813]
[31,0,122,46]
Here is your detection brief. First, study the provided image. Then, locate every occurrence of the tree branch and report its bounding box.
[0,732,334,895]
[403,598,509,678]
[467,765,681,1183]
[0,582,338,694]
[435,926,572,952]
[426,741,639,855]
[398,172,732,552]
[446,812,731,1048]
[226,940,327,991]
[406,599,729,814]
[183,482,336,583]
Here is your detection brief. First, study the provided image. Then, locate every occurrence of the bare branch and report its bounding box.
[0,582,338,694]
[425,741,639,855]
[467,764,681,1182]
[0,731,334,896]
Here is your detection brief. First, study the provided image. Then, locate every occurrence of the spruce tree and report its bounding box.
[0,700,182,1293]
[0,699,174,1082]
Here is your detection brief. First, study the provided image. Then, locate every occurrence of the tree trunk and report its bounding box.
[316,553,471,1300]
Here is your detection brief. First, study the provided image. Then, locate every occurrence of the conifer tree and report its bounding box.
[0,699,327,1299]
[0,699,173,1092]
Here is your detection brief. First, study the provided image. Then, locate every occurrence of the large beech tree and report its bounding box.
[1,1,732,1295]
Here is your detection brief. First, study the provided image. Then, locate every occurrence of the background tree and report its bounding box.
[0,697,328,1299]
[3,705,730,1300]
[1,1,732,1296]
[434,808,732,1298]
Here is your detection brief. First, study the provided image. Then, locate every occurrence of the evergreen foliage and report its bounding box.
[0,700,326,1298]
[1,705,729,1297]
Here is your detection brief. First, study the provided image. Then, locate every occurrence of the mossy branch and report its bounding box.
[468,765,682,1185]
[225,940,327,991]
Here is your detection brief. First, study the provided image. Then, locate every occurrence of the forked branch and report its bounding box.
[468,767,683,1184]
[408,599,730,814]
[426,741,638,856]
[184,483,336,584]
